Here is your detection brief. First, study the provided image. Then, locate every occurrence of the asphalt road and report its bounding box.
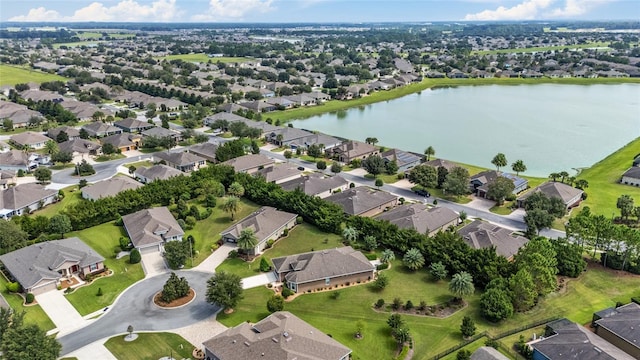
[58,271,219,356]
[51,154,154,184]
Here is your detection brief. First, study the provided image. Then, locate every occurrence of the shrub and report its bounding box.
[17,169,25,177]
[228,250,239,259]
[365,253,378,260]
[259,257,271,272]
[282,228,289,237]
[375,298,385,308]
[129,249,141,264]
[25,293,34,304]
[377,263,389,270]
[485,338,499,349]
[456,349,471,360]
[316,160,327,170]
[281,287,294,299]
[267,294,285,313]
[96,287,103,297]
[119,237,130,251]
[505,193,516,201]
[6,282,20,293]
[374,273,389,290]
[405,300,414,310]
[330,291,341,300]
[265,239,275,249]
[296,216,303,224]
[392,297,402,310]
[418,300,427,311]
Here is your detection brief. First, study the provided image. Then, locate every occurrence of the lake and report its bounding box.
[291,84,640,177]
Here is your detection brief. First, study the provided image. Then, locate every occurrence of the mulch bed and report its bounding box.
[153,288,195,308]
[373,298,466,318]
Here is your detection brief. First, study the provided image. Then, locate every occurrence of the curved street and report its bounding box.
[58,271,219,356]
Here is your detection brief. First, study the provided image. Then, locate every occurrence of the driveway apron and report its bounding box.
[36,290,86,335]
[141,251,168,277]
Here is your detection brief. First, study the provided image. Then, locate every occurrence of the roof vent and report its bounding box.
[232,340,236,344]
[244,341,250,347]
[271,337,279,343]
[283,331,289,338]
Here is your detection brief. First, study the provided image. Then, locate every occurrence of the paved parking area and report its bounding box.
[242,272,277,289]
[141,251,168,277]
[36,290,86,335]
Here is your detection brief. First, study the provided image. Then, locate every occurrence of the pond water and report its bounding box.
[291,84,640,177]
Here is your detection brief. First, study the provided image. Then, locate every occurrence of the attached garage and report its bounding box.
[139,244,161,254]
[30,281,58,295]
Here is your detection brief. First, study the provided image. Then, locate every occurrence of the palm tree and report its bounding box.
[575,179,589,190]
[222,196,240,220]
[380,249,395,263]
[548,172,560,182]
[559,171,569,183]
[402,248,425,270]
[342,226,358,244]
[511,159,527,176]
[227,182,245,197]
[237,228,258,254]
[449,272,475,302]
[424,146,435,161]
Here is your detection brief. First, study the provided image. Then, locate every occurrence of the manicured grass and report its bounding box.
[124,160,154,169]
[576,137,640,216]
[0,276,55,331]
[490,204,515,215]
[184,198,260,267]
[473,41,611,55]
[267,77,640,123]
[219,258,640,360]
[32,186,82,218]
[216,223,344,278]
[65,222,145,315]
[0,64,67,86]
[104,332,193,360]
[95,154,126,162]
[158,53,251,63]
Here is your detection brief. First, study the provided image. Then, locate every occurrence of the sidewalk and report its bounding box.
[192,242,236,273]
[64,337,117,360]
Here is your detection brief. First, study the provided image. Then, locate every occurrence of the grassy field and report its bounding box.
[267,77,640,123]
[473,42,611,55]
[184,198,260,267]
[65,222,145,315]
[218,259,640,360]
[0,276,55,331]
[158,53,251,63]
[216,223,344,278]
[574,137,640,216]
[0,64,67,86]
[104,332,193,360]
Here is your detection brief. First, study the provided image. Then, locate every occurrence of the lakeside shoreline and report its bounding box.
[268,77,640,122]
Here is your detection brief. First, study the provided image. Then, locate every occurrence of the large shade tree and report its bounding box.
[206,271,243,311]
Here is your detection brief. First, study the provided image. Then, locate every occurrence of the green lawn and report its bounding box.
[219,259,640,360]
[158,53,251,63]
[65,222,145,315]
[576,137,640,216]
[0,277,55,331]
[216,223,344,278]
[104,332,193,360]
[184,198,260,267]
[95,154,126,162]
[0,64,68,86]
[32,186,83,218]
[124,160,154,169]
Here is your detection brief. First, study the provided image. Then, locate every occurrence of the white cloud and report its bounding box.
[192,0,274,21]
[9,0,182,22]
[548,0,612,17]
[464,0,554,20]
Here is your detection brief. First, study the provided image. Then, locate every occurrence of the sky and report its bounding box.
[1,0,638,23]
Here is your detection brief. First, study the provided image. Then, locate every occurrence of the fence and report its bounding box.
[429,316,560,360]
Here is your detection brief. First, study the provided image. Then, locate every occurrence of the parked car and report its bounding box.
[414,189,430,197]
[297,166,305,171]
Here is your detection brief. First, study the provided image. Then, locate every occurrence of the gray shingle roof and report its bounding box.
[0,183,57,212]
[100,133,140,148]
[222,154,274,173]
[220,206,297,244]
[58,138,102,154]
[458,220,529,259]
[154,151,206,167]
[324,186,397,215]
[595,302,640,353]
[376,204,459,235]
[279,173,348,196]
[517,181,583,207]
[114,118,154,131]
[188,142,218,161]
[272,246,374,284]
[47,126,80,140]
[134,164,183,182]
[255,163,301,183]
[81,122,122,136]
[0,150,30,166]
[81,176,143,200]
[203,311,351,360]
[121,207,184,248]
[0,238,104,290]
[622,167,640,180]
[10,131,50,146]
[471,347,510,360]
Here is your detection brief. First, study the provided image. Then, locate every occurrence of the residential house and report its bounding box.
[58,138,102,157]
[592,302,640,359]
[268,127,314,147]
[620,167,640,187]
[141,127,182,143]
[0,170,16,190]
[154,151,207,172]
[0,150,38,172]
[20,89,64,103]
[530,318,634,360]
[121,207,184,253]
[376,204,460,237]
[279,173,349,198]
[325,186,397,217]
[424,158,459,171]
[134,164,183,184]
[284,94,316,106]
[60,101,112,121]
[100,133,142,152]
[380,148,422,173]
[272,246,375,293]
[203,112,247,126]
[239,101,277,113]
[0,238,105,294]
[268,127,341,151]
[220,206,298,255]
[187,142,218,163]
[470,171,528,198]
[458,220,529,260]
[203,311,351,360]
[0,183,58,219]
[517,182,583,209]
[328,140,378,163]
[255,163,302,184]
[81,122,123,138]
[471,347,510,360]
[47,126,81,141]
[222,154,275,174]
[10,131,50,150]
[113,118,155,133]
[81,176,143,201]
[0,100,44,128]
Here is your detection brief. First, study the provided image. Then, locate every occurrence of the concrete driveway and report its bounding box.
[36,290,86,335]
[466,197,496,211]
[242,272,277,289]
[141,251,168,277]
[193,242,236,273]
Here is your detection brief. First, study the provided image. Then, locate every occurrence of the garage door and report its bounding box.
[139,245,160,254]
[31,281,57,295]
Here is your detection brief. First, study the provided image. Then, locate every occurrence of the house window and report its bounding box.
[325,277,330,285]
[90,263,98,272]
